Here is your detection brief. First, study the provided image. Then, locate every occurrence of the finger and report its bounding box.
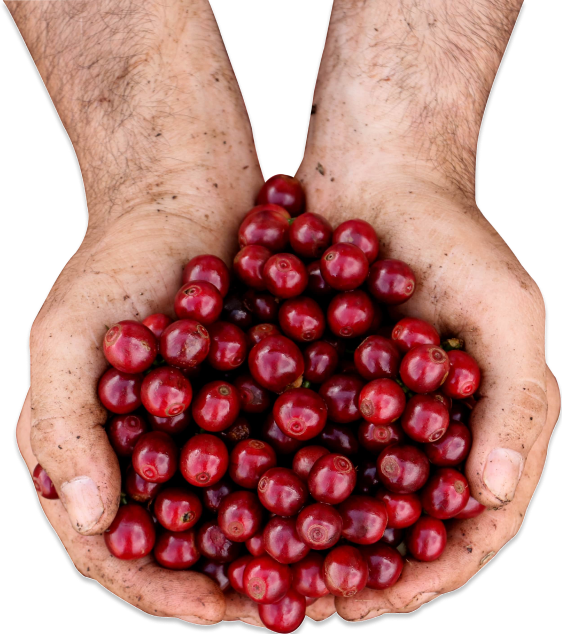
[306,595,336,621]
[18,394,226,624]
[336,367,559,621]
[224,591,264,627]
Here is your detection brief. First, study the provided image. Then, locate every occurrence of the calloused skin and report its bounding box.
[10,0,559,628]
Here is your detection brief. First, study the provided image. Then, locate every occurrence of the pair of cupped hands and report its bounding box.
[16,12,559,632]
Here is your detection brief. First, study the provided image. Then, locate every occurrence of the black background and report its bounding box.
[0,0,561,630]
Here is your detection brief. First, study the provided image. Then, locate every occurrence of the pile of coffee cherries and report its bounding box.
[34,174,485,633]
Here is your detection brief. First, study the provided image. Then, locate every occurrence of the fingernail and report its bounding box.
[60,476,104,533]
[483,448,524,502]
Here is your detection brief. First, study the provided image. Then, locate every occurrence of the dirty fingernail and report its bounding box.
[60,476,104,533]
[483,448,524,502]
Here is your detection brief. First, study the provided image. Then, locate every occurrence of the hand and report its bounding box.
[295,0,560,619]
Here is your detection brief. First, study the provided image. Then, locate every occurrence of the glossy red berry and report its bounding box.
[154,488,202,531]
[243,290,280,323]
[442,350,481,398]
[338,495,388,545]
[196,520,241,563]
[160,320,210,369]
[421,468,470,519]
[246,323,282,348]
[406,516,447,562]
[323,545,368,597]
[308,454,356,504]
[258,589,306,634]
[132,431,178,483]
[368,259,416,305]
[303,341,339,384]
[358,421,404,454]
[401,393,450,443]
[106,413,149,457]
[191,380,240,432]
[381,527,404,547]
[243,554,292,604]
[273,388,327,440]
[289,212,333,258]
[354,335,401,381]
[454,496,487,519]
[103,320,158,374]
[256,175,305,217]
[319,423,359,456]
[174,281,223,325]
[233,245,272,290]
[400,345,450,393]
[318,374,363,423]
[424,421,472,467]
[375,489,422,529]
[227,554,254,594]
[141,366,192,417]
[306,260,332,296]
[278,296,325,342]
[359,379,406,425]
[246,531,266,556]
[229,439,277,488]
[263,253,308,299]
[198,560,230,591]
[362,542,403,589]
[292,446,330,481]
[146,410,191,435]
[296,503,342,550]
[218,491,263,542]
[182,254,230,297]
[207,321,247,371]
[327,290,375,338]
[124,466,162,503]
[249,335,304,393]
[32,464,58,499]
[154,530,200,570]
[239,208,290,252]
[263,516,310,563]
[262,414,305,455]
[180,434,229,487]
[292,552,329,598]
[142,313,173,341]
[234,374,271,414]
[258,467,307,516]
[98,368,143,414]
[377,445,430,494]
[333,219,379,263]
[320,243,369,291]
[104,504,156,560]
[201,478,236,513]
[391,317,440,353]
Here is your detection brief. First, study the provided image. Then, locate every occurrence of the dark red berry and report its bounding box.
[106,413,149,457]
[306,260,332,296]
[279,297,325,342]
[234,374,271,414]
[243,554,292,604]
[154,530,200,570]
[227,554,254,594]
[243,290,280,323]
[249,335,304,393]
[292,552,329,598]
[406,516,447,561]
[273,388,327,440]
[233,245,272,290]
[142,313,173,341]
[201,478,236,513]
[258,467,308,516]
[359,379,406,425]
[207,321,247,371]
[338,495,388,545]
[454,496,487,519]
[292,446,330,481]
[124,466,162,503]
[375,488,422,529]
[246,530,266,556]
[368,259,416,305]
[354,335,401,381]
[381,527,404,547]
[258,589,306,634]
[391,317,440,353]
[400,344,450,393]
[104,504,156,560]
[174,281,223,325]
[308,454,356,504]
[222,294,253,329]
[246,324,281,350]
[323,545,368,597]
[132,431,178,483]
[32,464,58,499]
[401,393,450,443]
[146,410,191,435]
[196,520,241,563]
[192,380,240,432]
[358,421,404,454]
[198,559,230,591]
[182,254,230,297]
[319,423,359,456]
[442,350,481,398]
[303,341,339,383]
[180,434,229,487]
[262,414,305,455]
[318,373,363,424]
[263,253,308,299]
[333,219,379,263]
[103,320,158,374]
[256,175,305,217]
[264,516,310,563]
[141,366,192,417]
[160,320,210,369]
[355,460,380,495]
[423,421,472,467]
[321,243,369,291]
[218,491,263,542]
[296,503,342,550]
[229,439,277,488]
[362,542,403,589]
[98,368,143,414]
[154,488,202,531]
[377,445,430,494]
[239,208,290,252]
[327,290,375,338]
[421,468,470,520]
[289,212,333,258]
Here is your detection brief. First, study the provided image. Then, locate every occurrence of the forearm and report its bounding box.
[7,0,261,229]
[311,0,523,197]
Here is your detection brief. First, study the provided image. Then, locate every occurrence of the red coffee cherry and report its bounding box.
[32,464,58,500]
[227,554,254,594]
[362,542,404,590]
[296,503,342,550]
[420,468,470,520]
[333,218,379,263]
[174,280,223,325]
[278,296,325,342]
[358,421,405,454]
[327,290,375,338]
[454,496,487,520]
[391,317,440,353]
[142,313,173,341]
[243,554,292,604]
[273,388,328,440]
[368,258,416,305]
[354,335,401,381]
[319,373,364,424]
[258,467,308,516]
[256,174,305,217]
[308,454,356,504]
[423,421,472,467]
[289,212,333,258]
[377,445,430,494]
[98,368,143,414]
[160,319,210,369]
[196,520,241,563]
[192,380,241,432]
[218,491,263,542]
[229,439,277,488]
[132,431,178,484]
[182,254,230,297]
[359,378,406,425]
[291,552,329,598]
[249,334,304,393]
[154,530,200,570]
[258,589,306,634]
[180,434,229,487]
[442,350,481,398]
[321,243,369,291]
[234,374,272,414]
[338,495,388,545]
[233,245,272,290]
[124,466,162,503]
[104,504,156,560]
[406,516,447,562]
[303,340,339,384]
[263,516,310,564]
[238,207,290,253]
[106,413,149,458]
[375,488,423,529]
[141,366,192,417]
[292,446,330,481]
[154,488,203,532]
[400,344,450,393]
[103,320,158,374]
[401,393,450,443]
[323,544,368,597]
[207,321,248,371]
[263,253,308,299]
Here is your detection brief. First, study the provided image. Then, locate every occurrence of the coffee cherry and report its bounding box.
[338,495,388,545]
[421,468,470,519]
[106,413,149,457]
[355,460,380,495]
[247,323,282,348]
[354,335,401,380]
[424,421,472,467]
[258,589,306,634]
[289,212,333,258]
[222,294,253,328]
[124,466,162,503]
[132,431,178,483]
[229,439,277,488]
[180,434,229,487]
[146,410,191,435]
[381,527,404,547]
[103,320,158,374]
[359,378,406,425]
[400,344,450,393]
[278,296,325,342]
[296,503,342,550]
[303,340,339,383]
[263,516,310,563]
[249,334,304,393]
[196,520,241,563]
[306,260,332,296]
[258,467,308,516]
[227,554,253,594]
[160,320,210,369]
[256,175,305,217]
[442,350,481,398]
[234,374,271,413]
[207,321,248,371]
[141,367,192,417]
[32,464,58,500]
[377,445,430,494]
[104,504,156,560]
[192,380,241,432]
[333,219,379,263]
[455,496,487,520]
[319,423,359,456]
[243,554,292,604]
[273,388,328,440]
[308,454,356,504]
[174,281,223,325]
[98,368,143,414]
[319,373,363,423]
[358,421,405,454]
[291,552,329,598]
[292,446,330,481]
[327,290,375,338]
[246,531,266,556]
[182,254,230,297]
[263,253,308,299]
[368,259,415,304]
[218,491,263,542]
[142,313,173,341]
[262,414,305,455]
[321,243,369,291]
[154,488,203,532]
[233,245,272,290]
[323,544,368,597]
[375,489,422,529]
[154,530,200,570]
[198,560,230,591]
[239,207,290,252]
[391,317,440,353]
[406,516,447,562]
[243,290,280,322]
[401,393,450,443]
[201,478,236,513]
[362,542,403,590]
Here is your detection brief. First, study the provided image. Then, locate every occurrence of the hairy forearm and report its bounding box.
[7,0,260,227]
[314,0,523,196]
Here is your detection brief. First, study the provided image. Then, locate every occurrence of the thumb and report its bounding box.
[30,307,121,535]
